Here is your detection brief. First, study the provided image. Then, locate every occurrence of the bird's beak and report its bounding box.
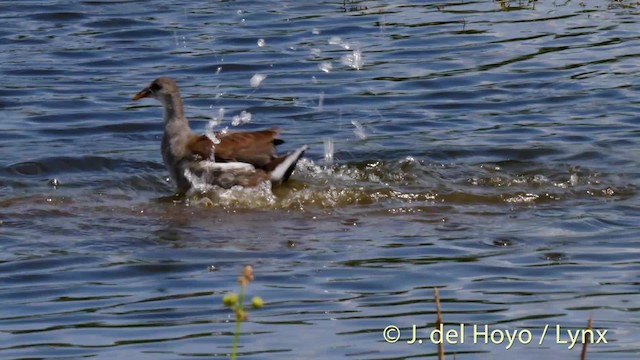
[132,87,152,101]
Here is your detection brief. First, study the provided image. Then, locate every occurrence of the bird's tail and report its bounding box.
[267,145,309,184]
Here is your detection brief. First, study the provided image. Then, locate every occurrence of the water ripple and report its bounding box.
[1,0,639,359]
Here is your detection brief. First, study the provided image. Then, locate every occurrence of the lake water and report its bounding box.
[1,0,639,359]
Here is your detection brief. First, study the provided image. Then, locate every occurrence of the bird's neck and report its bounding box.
[160,92,191,136]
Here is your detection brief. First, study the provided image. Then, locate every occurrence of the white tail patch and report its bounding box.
[270,145,309,183]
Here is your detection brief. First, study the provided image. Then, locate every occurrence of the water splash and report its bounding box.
[205,108,225,156]
[250,73,267,88]
[319,61,332,73]
[175,157,630,210]
[310,48,322,58]
[184,168,210,193]
[209,107,225,127]
[342,49,364,70]
[317,91,324,112]
[351,120,367,140]
[204,126,220,160]
[185,178,277,208]
[379,15,386,32]
[257,38,266,47]
[231,111,252,126]
[323,137,334,166]
[173,30,186,48]
[570,173,579,186]
[328,36,342,45]
[505,193,539,203]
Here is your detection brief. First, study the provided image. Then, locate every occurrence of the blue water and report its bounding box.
[1,0,639,359]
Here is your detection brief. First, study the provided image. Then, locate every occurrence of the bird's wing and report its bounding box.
[187,127,284,167]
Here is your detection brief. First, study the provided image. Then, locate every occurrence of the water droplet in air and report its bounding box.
[328,36,342,45]
[569,173,578,186]
[352,120,367,139]
[319,62,332,73]
[323,137,334,165]
[342,49,364,70]
[317,91,324,112]
[250,73,267,88]
[231,111,252,126]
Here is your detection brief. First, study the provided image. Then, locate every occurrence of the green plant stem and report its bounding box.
[230,284,246,360]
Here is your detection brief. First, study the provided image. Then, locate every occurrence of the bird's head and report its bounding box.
[132,77,179,101]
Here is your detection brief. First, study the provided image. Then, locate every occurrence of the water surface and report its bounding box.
[1,0,639,359]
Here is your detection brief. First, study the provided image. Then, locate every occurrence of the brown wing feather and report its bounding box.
[187,127,283,168]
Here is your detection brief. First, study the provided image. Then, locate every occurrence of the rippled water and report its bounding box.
[1,0,640,359]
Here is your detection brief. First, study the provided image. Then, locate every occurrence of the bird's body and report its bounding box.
[132,77,308,193]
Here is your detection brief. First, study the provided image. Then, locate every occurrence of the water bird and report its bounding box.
[132,77,308,194]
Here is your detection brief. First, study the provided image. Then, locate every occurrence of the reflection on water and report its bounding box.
[1,0,640,359]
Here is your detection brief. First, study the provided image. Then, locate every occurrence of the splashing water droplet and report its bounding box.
[250,73,267,88]
[319,61,332,73]
[570,173,578,186]
[210,108,225,127]
[317,91,324,112]
[379,15,386,32]
[231,110,252,126]
[184,168,210,192]
[328,36,342,45]
[323,137,334,166]
[205,108,225,153]
[257,38,266,47]
[205,123,221,148]
[351,120,367,140]
[310,48,321,58]
[342,49,364,70]
[312,28,320,35]
[215,66,222,75]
